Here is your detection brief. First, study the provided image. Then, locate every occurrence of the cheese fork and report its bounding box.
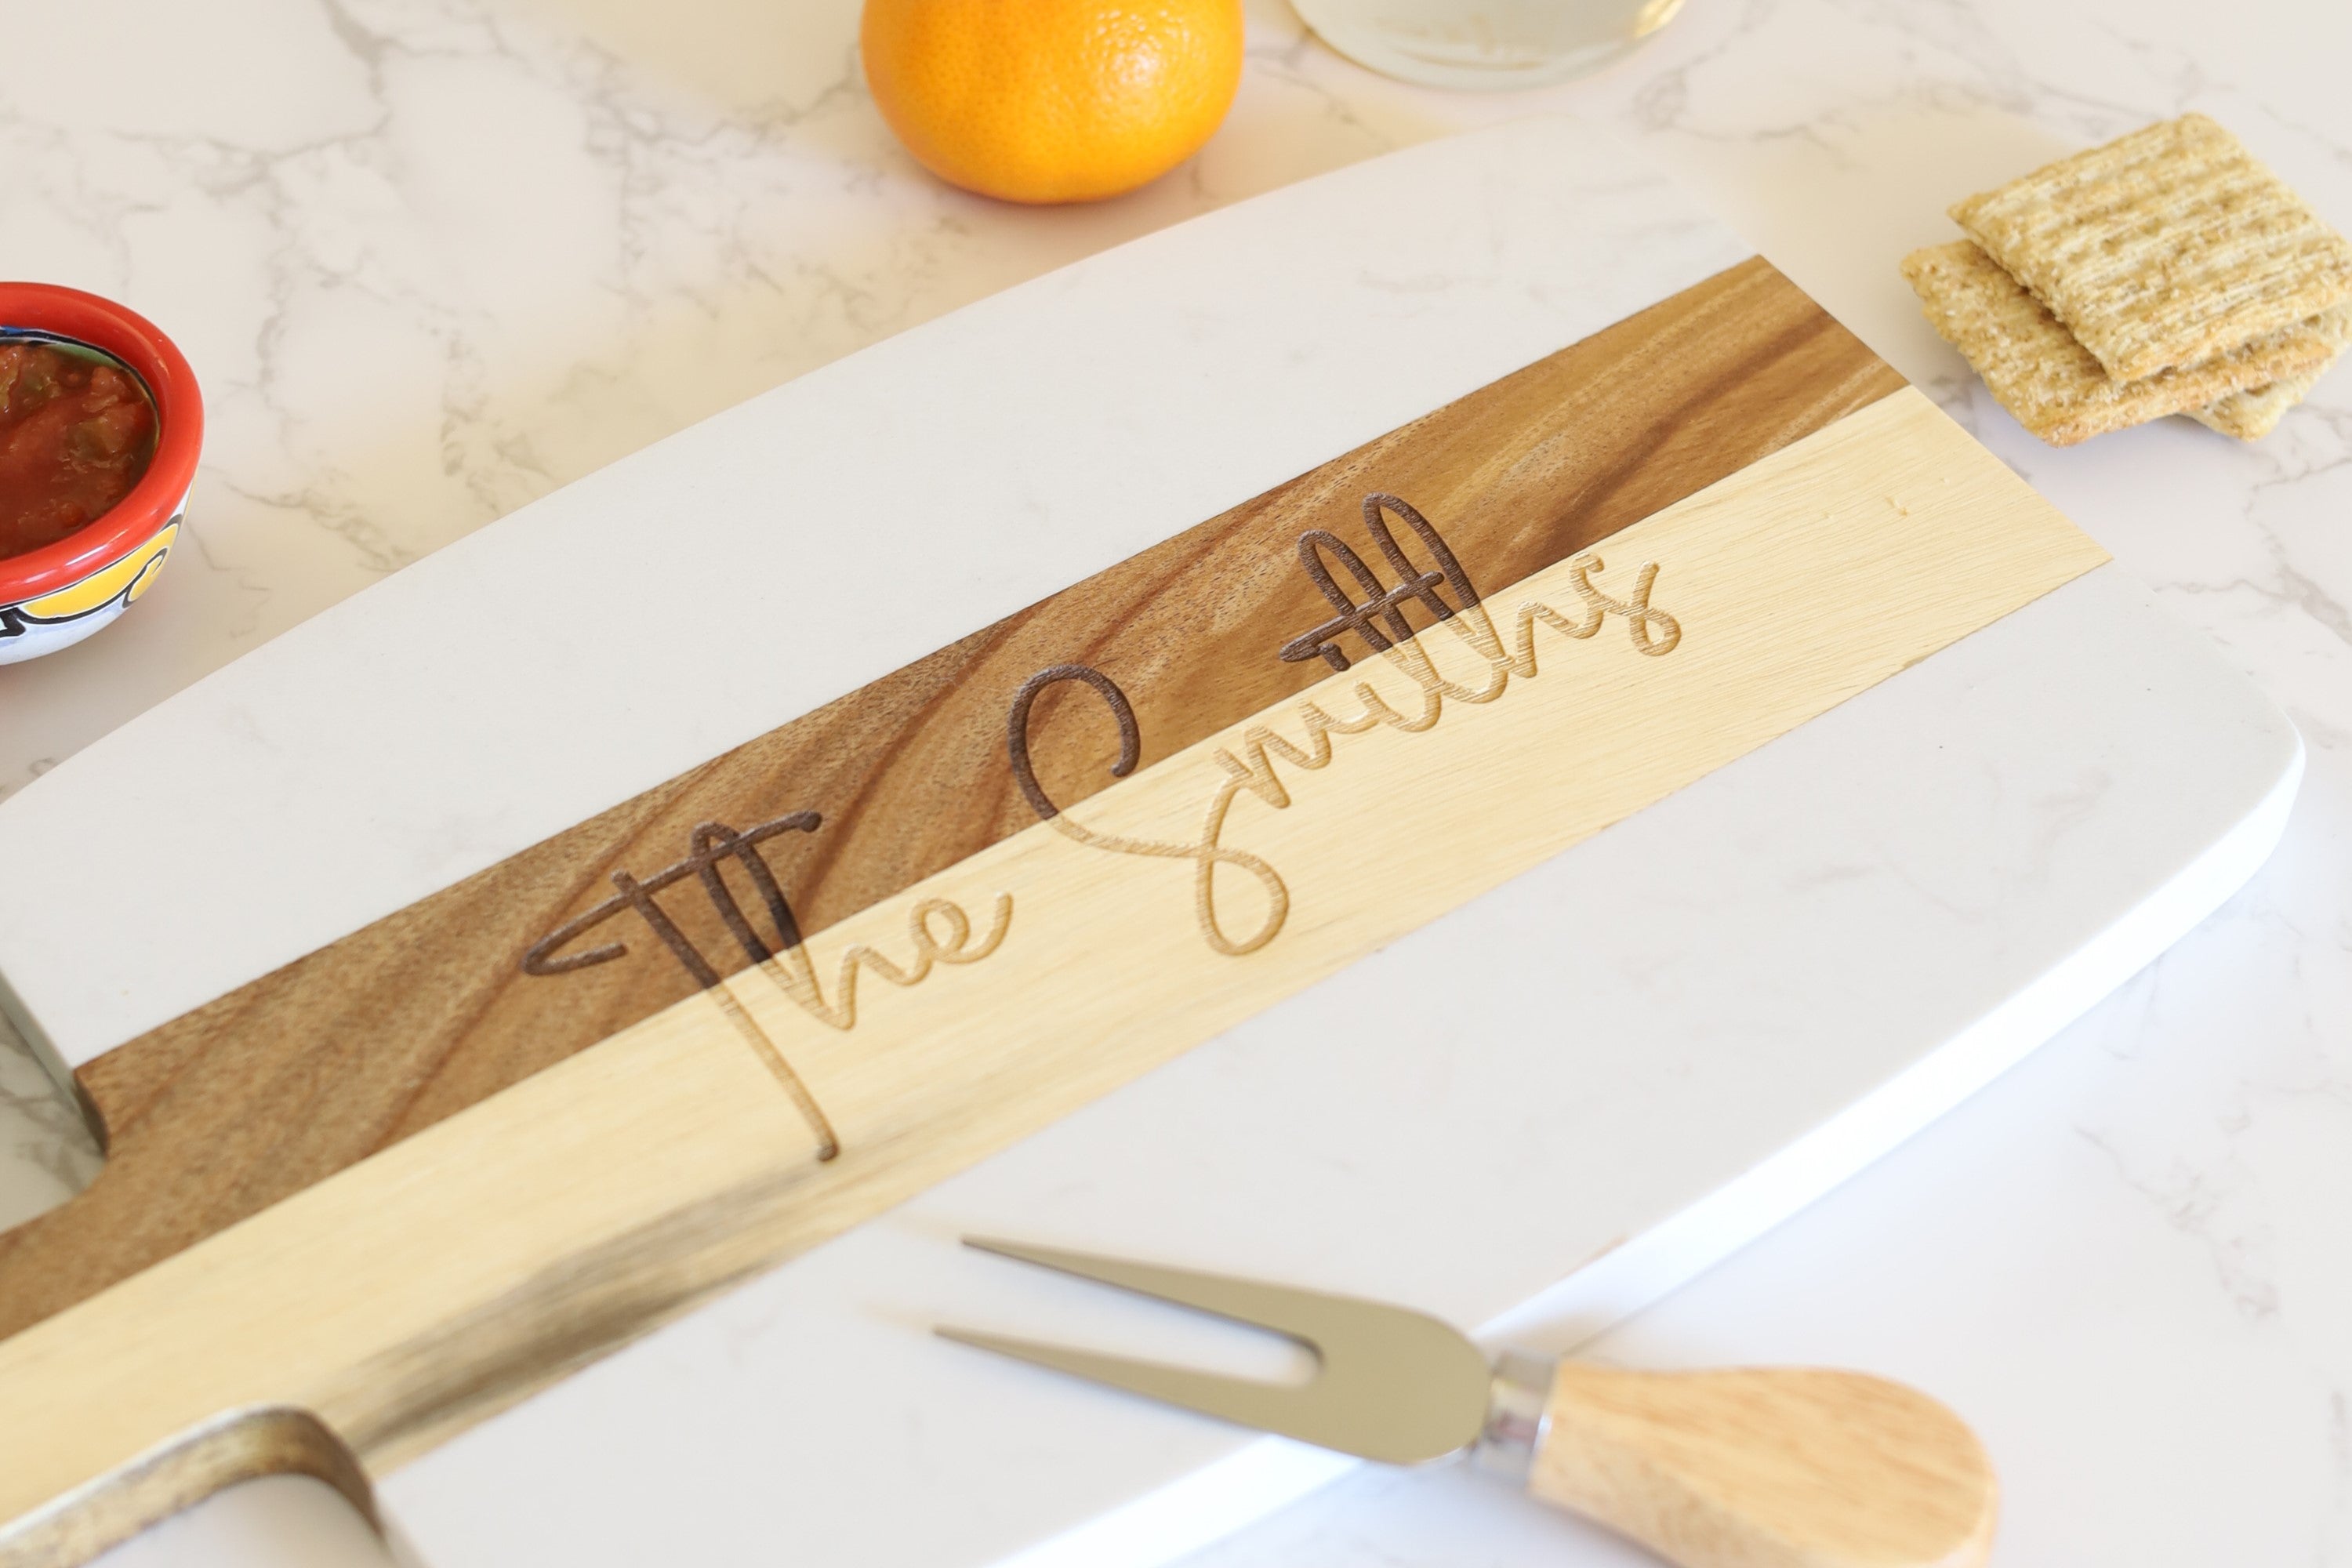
[942,1237,1995,1568]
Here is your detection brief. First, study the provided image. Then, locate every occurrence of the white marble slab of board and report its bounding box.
[0,119,2299,1566]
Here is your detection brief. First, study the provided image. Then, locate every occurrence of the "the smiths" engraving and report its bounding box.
[522,813,1010,1041]
[1011,494,1680,955]
[521,811,1011,1160]
[525,492,1679,1163]
[1278,492,1483,673]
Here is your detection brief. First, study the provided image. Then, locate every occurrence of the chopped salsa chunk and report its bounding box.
[0,339,157,563]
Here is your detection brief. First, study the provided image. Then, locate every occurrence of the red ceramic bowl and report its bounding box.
[0,282,202,665]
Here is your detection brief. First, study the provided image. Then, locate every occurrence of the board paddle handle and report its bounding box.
[1479,1353,1996,1568]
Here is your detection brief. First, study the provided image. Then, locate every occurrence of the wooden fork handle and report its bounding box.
[1508,1359,1997,1568]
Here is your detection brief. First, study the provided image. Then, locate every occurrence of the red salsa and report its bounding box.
[0,339,157,563]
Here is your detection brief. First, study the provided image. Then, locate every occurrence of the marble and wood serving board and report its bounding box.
[0,118,2300,1568]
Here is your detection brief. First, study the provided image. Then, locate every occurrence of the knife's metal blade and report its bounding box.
[944,1237,1491,1465]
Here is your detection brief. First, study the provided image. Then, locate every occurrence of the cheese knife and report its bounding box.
[942,1237,1995,1568]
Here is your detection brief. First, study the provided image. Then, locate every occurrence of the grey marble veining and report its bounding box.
[0,1009,97,1235]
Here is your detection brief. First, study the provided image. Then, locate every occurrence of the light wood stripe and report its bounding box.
[0,390,2106,1554]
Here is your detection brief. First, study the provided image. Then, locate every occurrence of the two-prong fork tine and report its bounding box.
[941,1236,1492,1465]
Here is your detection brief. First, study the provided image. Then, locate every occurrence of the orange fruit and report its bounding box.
[862,0,1244,205]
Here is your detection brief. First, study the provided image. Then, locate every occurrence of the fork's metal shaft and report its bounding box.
[946,1237,1491,1465]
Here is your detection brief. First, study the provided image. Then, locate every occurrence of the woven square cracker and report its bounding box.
[1952,114,2352,382]
[1900,240,2350,445]
[2190,365,2330,440]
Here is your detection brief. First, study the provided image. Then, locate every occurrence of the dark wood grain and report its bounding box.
[0,256,1904,1342]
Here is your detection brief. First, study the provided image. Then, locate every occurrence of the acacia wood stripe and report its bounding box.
[0,257,1903,1345]
[0,390,2103,1553]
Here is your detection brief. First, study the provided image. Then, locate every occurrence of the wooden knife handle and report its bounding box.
[1514,1359,1996,1568]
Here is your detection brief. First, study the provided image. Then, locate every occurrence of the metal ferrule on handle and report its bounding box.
[1471,1347,1558,1483]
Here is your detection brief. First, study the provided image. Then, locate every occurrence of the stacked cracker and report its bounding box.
[1902,114,2352,445]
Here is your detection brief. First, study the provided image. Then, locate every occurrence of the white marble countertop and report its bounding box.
[5,0,2350,1563]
